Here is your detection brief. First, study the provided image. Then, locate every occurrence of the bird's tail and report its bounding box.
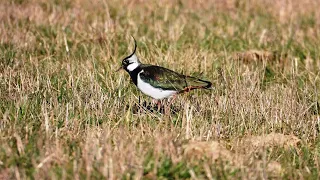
[182,76,212,92]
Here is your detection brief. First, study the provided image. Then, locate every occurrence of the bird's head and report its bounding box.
[117,37,141,72]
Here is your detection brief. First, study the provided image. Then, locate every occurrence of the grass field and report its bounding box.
[1,0,320,179]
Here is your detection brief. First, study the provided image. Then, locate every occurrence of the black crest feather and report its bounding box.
[127,36,137,58]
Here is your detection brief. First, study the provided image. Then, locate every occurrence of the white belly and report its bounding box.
[137,73,177,100]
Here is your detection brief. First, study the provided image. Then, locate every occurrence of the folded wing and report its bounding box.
[139,65,211,93]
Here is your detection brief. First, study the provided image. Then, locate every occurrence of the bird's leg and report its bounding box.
[152,99,161,111]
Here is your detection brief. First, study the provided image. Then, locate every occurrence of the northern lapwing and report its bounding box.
[117,37,212,111]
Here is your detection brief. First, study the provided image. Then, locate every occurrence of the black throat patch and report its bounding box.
[128,66,142,86]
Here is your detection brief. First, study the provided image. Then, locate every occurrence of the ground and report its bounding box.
[0,0,320,179]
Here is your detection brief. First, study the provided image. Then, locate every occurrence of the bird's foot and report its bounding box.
[151,99,162,112]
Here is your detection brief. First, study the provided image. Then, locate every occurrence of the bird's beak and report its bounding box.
[116,66,123,72]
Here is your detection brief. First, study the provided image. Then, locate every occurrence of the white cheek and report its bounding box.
[127,63,139,71]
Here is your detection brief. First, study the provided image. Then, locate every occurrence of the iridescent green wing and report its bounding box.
[139,65,187,91]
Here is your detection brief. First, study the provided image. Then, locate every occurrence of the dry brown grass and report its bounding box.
[0,0,320,179]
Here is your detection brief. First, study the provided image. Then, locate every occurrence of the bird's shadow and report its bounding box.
[127,100,181,115]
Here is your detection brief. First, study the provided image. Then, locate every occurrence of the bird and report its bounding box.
[117,37,212,110]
